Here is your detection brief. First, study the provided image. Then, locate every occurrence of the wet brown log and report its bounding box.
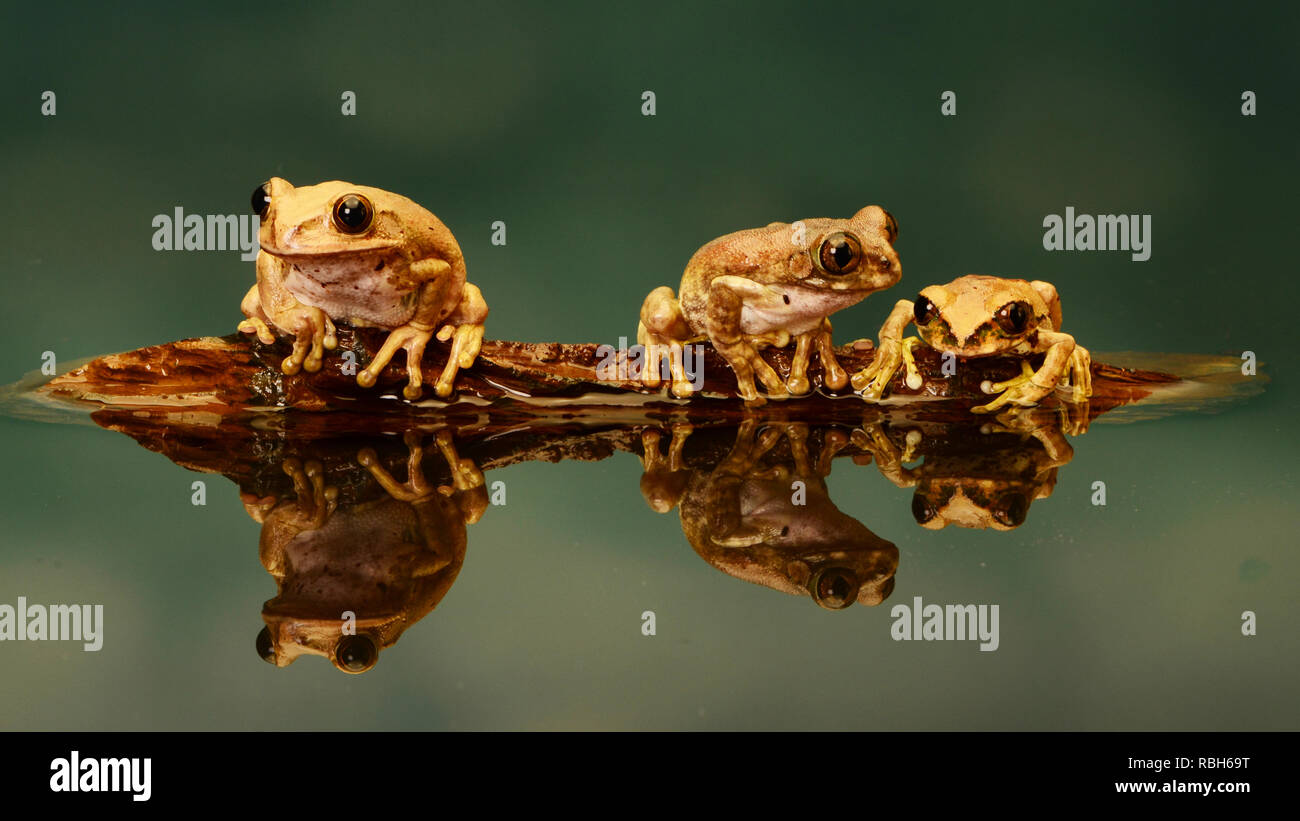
[38,327,1180,417]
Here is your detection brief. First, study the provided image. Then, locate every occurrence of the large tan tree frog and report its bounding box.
[851,275,1092,412]
[636,206,901,403]
[237,177,488,399]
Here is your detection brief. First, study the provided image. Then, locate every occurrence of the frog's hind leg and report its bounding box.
[637,286,696,397]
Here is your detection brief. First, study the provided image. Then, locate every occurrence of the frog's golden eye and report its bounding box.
[334,634,378,673]
[913,296,938,325]
[331,193,374,234]
[814,231,864,275]
[255,626,276,664]
[994,301,1032,335]
[882,209,899,243]
[808,566,860,610]
[251,183,271,218]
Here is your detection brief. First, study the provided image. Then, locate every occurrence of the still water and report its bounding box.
[0,360,1292,731]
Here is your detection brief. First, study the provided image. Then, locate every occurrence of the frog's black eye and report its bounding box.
[882,209,899,243]
[815,231,863,275]
[331,193,373,234]
[913,296,938,325]
[809,567,860,610]
[992,492,1030,528]
[251,183,271,218]
[994,301,1032,335]
[334,634,378,673]
[911,493,937,524]
[255,626,276,664]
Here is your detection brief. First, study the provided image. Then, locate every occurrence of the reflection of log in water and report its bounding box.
[32,328,1209,414]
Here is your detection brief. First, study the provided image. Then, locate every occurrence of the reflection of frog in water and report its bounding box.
[852,409,1074,531]
[640,421,898,608]
[244,430,486,673]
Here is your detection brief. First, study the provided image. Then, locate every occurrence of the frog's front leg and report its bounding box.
[974,331,1080,413]
[786,331,817,395]
[705,276,789,405]
[238,255,338,375]
[851,299,922,400]
[432,282,488,398]
[813,319,850,391]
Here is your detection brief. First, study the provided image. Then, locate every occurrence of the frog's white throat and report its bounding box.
[738,285,867,337]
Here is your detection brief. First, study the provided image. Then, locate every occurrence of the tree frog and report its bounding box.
[237,177,488,399]
[636,206,901,403]
[851,275,1092,412]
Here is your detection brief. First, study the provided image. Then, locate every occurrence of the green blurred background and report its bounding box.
[0,1,1295,729]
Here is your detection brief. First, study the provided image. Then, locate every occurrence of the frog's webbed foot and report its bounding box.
[852,336,921,400]
[713,337,789,405]
[271,306,338,376]
[282,458,338,528]
[355,323,435,399]
[973,360,1053,413]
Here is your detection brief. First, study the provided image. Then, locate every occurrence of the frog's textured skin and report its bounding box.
[238,177,487,399]
[636,206,901,404]
[852,274,1092,412]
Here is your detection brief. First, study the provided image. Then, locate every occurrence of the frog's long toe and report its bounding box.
[433,321,485,398]
[974,361,1051,413]
[238,318,277,345]
[358,323,436,399]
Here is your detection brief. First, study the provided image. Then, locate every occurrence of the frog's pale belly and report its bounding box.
[284,264,416,328]
[739,286,866,336]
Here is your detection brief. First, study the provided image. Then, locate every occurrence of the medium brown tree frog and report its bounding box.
[851,275,1092,412]
[636,207,901,403]
[238,178,488,399]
